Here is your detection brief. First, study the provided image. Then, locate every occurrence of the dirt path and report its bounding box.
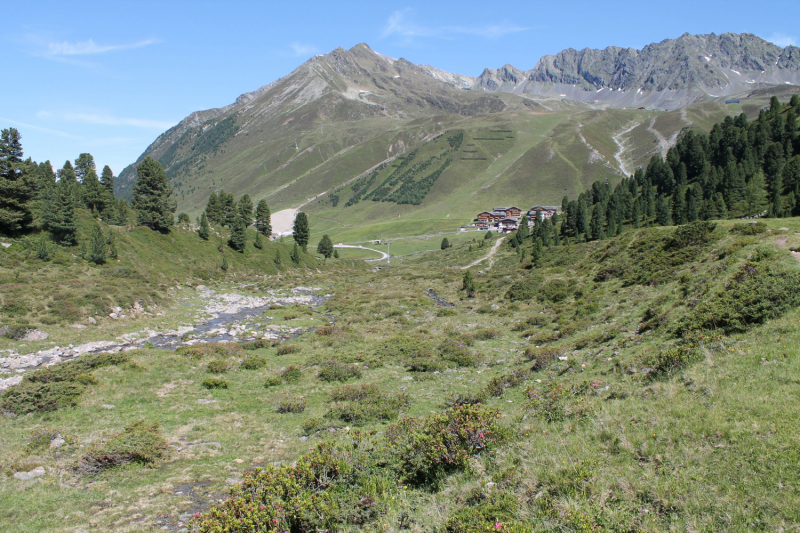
[612,120,642,176]
[458,236,505,269]
[333,244,389,262]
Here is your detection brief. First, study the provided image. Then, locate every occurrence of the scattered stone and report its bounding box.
[50,438,65,449]
[0,242,10,248]
[558,356,568,361]
[87,317,97,325]
[13,466,46,480]
[178,513,192,523]
[21,329,48,341]
[71,324,88,330]
[197,399,216,405]
[233,458,244,464]
[101,404,115,409]
[299,436,308,442]
[225,478,241,485]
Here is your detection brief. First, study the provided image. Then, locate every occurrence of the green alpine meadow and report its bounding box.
[2,23,800,532]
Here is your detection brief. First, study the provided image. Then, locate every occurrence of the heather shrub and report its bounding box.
[474,328,499,340]
[385,404,511,486]
[524,382,592,422]
[639,345,699,380]
[326,384,408,425]
[78,420,167,474]
[206,359,229,373]
[438,339,480,367]
[280,365,302,384]
[484,369,531,397]
[202,377,228,389]
[241,355,267,370]
[317,360,362,382]
[240,339,271,350]
[276,344,302,355]
[524,346,566,371]
[276,395,306,413]
[729,221,767,235]
[444,391,487,407]
[264,375,283,388]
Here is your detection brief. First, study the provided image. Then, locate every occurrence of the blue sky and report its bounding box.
[3,0,799,175]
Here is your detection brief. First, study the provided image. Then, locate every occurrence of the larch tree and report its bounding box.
[131,157,176,232]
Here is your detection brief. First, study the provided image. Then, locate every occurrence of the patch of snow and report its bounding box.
[705,56,711,62]
[731,69,741,75]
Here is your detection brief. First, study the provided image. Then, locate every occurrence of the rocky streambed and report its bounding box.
[0,285,331,391]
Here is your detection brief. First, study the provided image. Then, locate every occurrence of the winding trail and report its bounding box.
[458,236,505,269]
[333,244,389,262]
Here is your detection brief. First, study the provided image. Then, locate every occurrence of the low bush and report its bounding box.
[280,365,302,384]
[206,359,229,373]
[640,345,699,380]
[444,391,487,407]
[436,308,457,317]
[241,355,267,370]
[678,263,800,334]
[484,369,531,397]
[78,420,167,474]
[729,221,767,235]
[404,357,451,372]
[439,340,479,367]
[176,342,245,359]
[524,346,565,371]
[264,375,283,388]
[669,220,717,248]
[240,339,271,350]
[326,384,409,425]
[202,377,228,389]
[276,344,301,355]
[376,335,433,360]
[301,417,338,435]
[27,427,64,451]
[442,491,523,533]
[317,360,362,382]
[474,328,499,340]
[276,395,306,413]
[0,325,29,340]
[386,404,511,486]
[540,279,571,303]
[524,382,592,422]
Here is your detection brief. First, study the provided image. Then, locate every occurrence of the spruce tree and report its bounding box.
[540,217,552,247]
[333,248,339,259]
[221,192,236,227]
[576,197,589,236]
[254,231,264,249]
[484,230,492,240]
[100,165,115,193]
[589,204,606,240]
[46,181,78,245]
[132,157,176,232]
[743,171,767,217]
[228,215,247,252]
[220,255,228,271]
[714,193,728,219]
[292,212,309,252]
[0,128,35,234]
[317,234,333,259]
[656,195,672,226]
[516,214,529,243]
[205,192,222,224]
[290,242,301,264]
[530,237,544,267]
[238,194,254,227]
[81,169,106,214]
[58,160,77,184]
[441,237,450,250]
[461,269,475,298]
[672,188,687,225]
[87,225,107,264]
[255,199,272,236]
[74,153,96,181]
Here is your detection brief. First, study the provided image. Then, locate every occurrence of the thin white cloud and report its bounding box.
[381,9,527,40]
[0,117,81,139]
[767,32,797,48]
[40,111,175,130]
[47,38,161,56]
[290,43,320,56]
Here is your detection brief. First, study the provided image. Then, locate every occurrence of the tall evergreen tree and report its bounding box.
[656,195,672,226]
[81,169,106,214]
[672,187,687,225]
[255,199,272,236]
[87,225,107,264]
[228,214,247,252]
[44,181,78,245]
[0,128,35,234]
[74,153,96,181]
[198,212,210,240]
[220,192,236,227]
[100,165,115,193]
[58,160,77,184]
[293,212,309,252]
[253,231,264,249]
[131,157,176,232]
[238,194,254,227]
[461,269,475,298]
[205,192,222,224]
[743,171,767,217]
[576,197,589,237]
[589,204,606,240]
[317,234,333,260]
[540,217,552,247]
[290,242,301,264]
[516,213,529,243]
[441,237,451,250]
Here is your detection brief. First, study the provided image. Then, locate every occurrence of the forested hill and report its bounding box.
[557,95,800,241]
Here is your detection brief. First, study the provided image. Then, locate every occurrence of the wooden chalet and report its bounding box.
[497,217,519,233]
[494,206,522,218]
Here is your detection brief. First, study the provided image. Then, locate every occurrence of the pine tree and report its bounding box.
[686,187,701,222]
[221,192,236,227]
[46,181,78,245]
[87,225,107,264]
[100,165,115,193]
[743,171,768,217]
[81,169,106,214]
[714,193,728,219]
[228,215,247,252]
[317,234,333,259]
[672,188,687,225]
[0,128,35,234]
[109,235,118,259]
[333,249,339,259]
[293,212,309,252]
[441,237,450,250]
[540,217,552,247]
[516,214,529,244]
[177,212,190,224]
[255,199,272,236]
[74,153,96,181]
[58,160,77,184]
[132,157,176,232]
[589,204,606,240]
[238,194,254,227]
[254,231,264,249]
[220,255,228,271]
[656,195,672,226]
[205,192,222,224]
[576,197,589,236]
[290,242,301,264]
[484,230,492,240]
[461,269,475,298]
[530,237,544,267]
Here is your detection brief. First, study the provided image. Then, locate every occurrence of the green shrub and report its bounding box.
[386,404,511,486]
[669,220,717,248]
[240,339,271,350]
[679,263,800,334]
[276,344,301,355]
[404,357,451,372]
[26,427,64,451]
[280,365,302,384]
[2,381,85,414]
[78,420,167,474]
[301,417,338,435]
[241,355,267,370]
[442,491,522,533]
[524,382,592,422]
[0,325,29,340]
[276,395,306,413]
[730,221,767,235]
[474,328,499,340]
[317,360,362,382]
[524,346,565,371]
[206,359,229,373]
[436,308,457,317]
[484,369,531,397]
[540,279,571,303]
[264,375,283,388]
[326,384,409,425]
[438,340,479,367]
[640,345,699,380]
[444,391,487,407]
[376,335,433,359]
[202,377,228,389]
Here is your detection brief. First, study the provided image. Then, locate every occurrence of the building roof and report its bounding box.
[529,206,559,211]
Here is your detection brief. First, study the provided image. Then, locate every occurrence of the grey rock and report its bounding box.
[87,317,97,325]
[101,404,115,409]
[197,399,216,404]
[50,438,65,449]
[21,329,48,341]
[13,466,46,480]
[225,478,241,485]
